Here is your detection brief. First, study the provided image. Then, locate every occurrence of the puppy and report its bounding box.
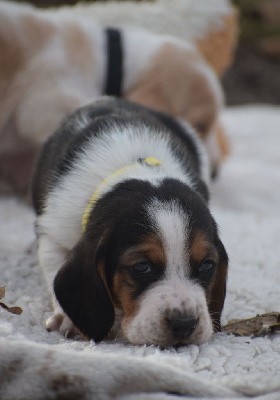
[32,98,228,346]
[0,0,225,194]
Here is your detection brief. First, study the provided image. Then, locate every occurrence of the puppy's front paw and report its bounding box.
[46,310,78,338]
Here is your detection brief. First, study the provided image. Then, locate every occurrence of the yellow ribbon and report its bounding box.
[81,157,161,232]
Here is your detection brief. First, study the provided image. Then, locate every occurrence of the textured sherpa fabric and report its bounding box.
[0,106,280,399]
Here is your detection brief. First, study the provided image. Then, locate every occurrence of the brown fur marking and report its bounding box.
[119,234,165,268]
[190,231,218,263]
[196,11,239,75]
[113,234,166,320]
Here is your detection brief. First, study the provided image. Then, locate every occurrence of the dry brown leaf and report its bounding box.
[0,286,5,300]
[0,286,23,315]
[0,302,23,315]
[223,312,280,337]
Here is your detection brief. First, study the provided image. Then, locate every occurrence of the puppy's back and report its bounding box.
[32,98,204,215]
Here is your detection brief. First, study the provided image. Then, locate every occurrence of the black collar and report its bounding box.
[104,28,123,97]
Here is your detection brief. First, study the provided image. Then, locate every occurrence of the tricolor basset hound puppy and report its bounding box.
[32,98,228,347]
[0,0,225,194]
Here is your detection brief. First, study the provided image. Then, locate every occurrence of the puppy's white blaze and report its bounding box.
[149,200,189,279]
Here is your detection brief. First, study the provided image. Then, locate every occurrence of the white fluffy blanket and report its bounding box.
[1,106,280,399]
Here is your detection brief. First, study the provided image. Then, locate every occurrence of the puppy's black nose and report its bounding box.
[166,313,198,337]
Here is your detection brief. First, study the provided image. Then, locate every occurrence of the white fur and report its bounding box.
[150,200,190,279]
[124,278,213,346]
[71,0,232,42]
[123,200,213,346]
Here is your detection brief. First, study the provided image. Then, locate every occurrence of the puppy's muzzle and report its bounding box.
[165,310,198,339]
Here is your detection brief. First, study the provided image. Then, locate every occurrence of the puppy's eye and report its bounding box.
[198,260,215,274]
[133,261,152,274]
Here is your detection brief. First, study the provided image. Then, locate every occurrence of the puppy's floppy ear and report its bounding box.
[208,238,228,332]
[54,238,115,342]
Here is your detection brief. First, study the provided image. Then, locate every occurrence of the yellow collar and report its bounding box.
[82,157,161,232]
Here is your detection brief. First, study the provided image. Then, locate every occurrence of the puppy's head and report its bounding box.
[54,179,228,346]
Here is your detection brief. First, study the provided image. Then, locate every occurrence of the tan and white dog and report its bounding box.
[0,1,225,194]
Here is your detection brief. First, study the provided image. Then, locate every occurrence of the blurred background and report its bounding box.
[224,0,280,105]
[13,0,280,105]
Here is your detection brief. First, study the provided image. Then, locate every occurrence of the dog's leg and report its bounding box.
[38,234,78,338]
